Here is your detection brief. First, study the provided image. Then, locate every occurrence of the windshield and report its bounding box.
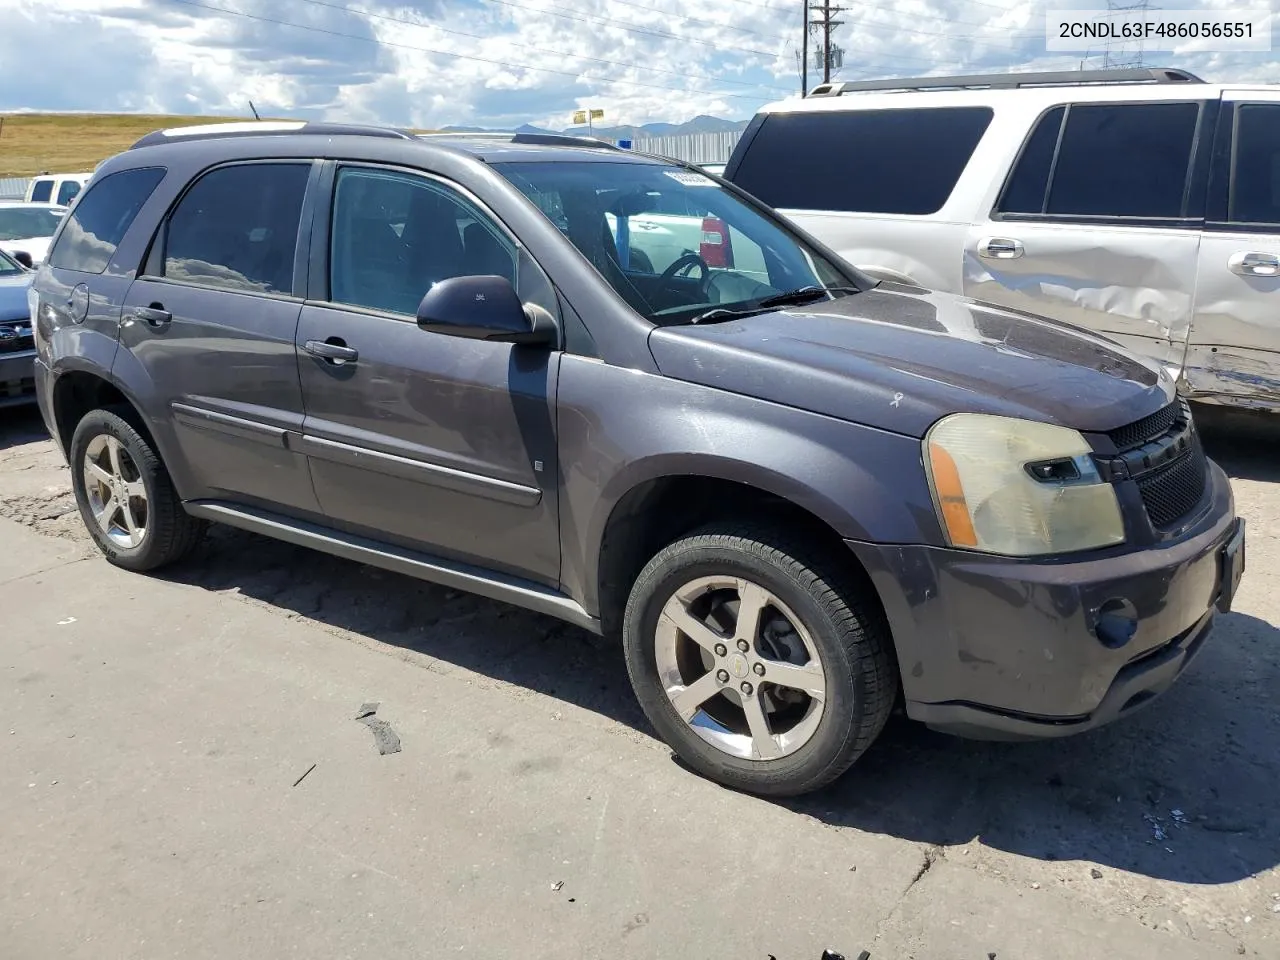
[493,160,864,324]
[0,207,64,241]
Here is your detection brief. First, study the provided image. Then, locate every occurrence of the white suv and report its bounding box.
[725,67,1280,412]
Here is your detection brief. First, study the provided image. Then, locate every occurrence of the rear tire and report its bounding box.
[69,408,204,571]
[622,523,897,797]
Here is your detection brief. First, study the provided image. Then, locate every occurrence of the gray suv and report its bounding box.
[31,122,1244,796]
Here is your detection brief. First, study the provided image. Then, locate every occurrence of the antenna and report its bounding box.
[248,101,261,120]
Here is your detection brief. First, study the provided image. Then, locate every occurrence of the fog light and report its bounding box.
[1095,599,1138,649]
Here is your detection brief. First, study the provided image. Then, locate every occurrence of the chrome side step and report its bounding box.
[184,500,601,634]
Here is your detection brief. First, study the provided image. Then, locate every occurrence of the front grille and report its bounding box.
[0,320,33,355]
[1136,444,1208,528]
[1108,401,1179,452]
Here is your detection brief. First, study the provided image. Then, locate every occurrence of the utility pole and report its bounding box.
[801,0,809,97]
[809,0,846,85]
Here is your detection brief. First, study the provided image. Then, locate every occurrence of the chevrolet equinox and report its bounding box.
[30,121,1245,796]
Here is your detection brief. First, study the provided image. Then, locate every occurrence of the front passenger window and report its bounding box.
[329,167,517,316]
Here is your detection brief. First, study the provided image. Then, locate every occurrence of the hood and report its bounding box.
[646,283,1173,438]
[0,272,32,323]
[2,237,51,264]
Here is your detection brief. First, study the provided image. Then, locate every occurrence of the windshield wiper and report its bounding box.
[686,285,860,325]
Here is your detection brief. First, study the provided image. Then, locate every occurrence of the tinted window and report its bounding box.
[1229,103,1280,224]
[329,167,516,316]
[1047,103,1199,218]
[998,106,1065,215]
[163,163,309,294]
[730,107,993,215]
[56,181,81,206]
[29,180,52,203]
[47,167,165,274]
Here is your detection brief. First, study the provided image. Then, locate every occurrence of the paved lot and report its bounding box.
[1,403,1278,960]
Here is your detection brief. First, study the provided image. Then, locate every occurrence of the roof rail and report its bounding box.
[129,120,417,150]
[807,67,1204,97]
[418,131,621,150]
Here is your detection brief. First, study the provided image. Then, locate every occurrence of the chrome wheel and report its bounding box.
[82,434,148,549]
[655,575,827,761]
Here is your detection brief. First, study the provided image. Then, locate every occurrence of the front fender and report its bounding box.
[555,357,942,614]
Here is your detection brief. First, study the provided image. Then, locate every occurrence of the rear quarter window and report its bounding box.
[731,106,993,215]
[47,167,166,274]
[29,179,53,203]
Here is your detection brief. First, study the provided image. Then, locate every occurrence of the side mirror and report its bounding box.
[12,251,34,270]
[415,275,555,346]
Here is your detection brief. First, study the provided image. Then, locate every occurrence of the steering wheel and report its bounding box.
[660,252,711,293]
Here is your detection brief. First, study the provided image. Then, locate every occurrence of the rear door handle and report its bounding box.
[978,237,1025,260]
[1228,251,1280,277]
[133,305,172,326]
[304,338,358,364]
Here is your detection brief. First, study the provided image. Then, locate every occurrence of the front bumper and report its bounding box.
[0,348,37,408]
[848,460,1241,740]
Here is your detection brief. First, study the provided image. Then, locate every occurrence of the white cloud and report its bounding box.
[1,0,1277,128]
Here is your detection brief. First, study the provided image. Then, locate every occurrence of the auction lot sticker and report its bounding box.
[1046,9,1271,52]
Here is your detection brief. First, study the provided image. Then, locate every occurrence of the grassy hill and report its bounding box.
[0,113,264,178]
[0,113,445,178]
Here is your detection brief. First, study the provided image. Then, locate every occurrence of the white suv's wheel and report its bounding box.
[623,524,897,797]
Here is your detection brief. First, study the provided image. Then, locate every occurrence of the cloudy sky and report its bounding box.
[1,0,1277,129]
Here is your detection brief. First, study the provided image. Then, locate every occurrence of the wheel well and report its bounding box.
[52,372,148,453]
[596,476,881,639]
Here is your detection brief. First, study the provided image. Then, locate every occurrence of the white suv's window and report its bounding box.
[1045,103,1200,219]
[730,107,993,215]
[29,179,53,203]
[1228,104,1280,225]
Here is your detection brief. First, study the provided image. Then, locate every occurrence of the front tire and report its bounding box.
[69,408,204,571]
[622,524,897,797]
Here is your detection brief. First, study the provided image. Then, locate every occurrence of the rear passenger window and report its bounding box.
[29,180,53,203]
[730,107,993,215]
[998,107,1066,215]
[1228,103,1280,224]
[47,167,165,275]
[1046,103,1200,218]
[162,163,309,295]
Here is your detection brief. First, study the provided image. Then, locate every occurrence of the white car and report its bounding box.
[726,66,1280,412]
[0,201,68,266]
[25,172,92,207]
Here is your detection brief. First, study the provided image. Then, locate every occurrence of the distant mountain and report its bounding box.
[440,114,748,141]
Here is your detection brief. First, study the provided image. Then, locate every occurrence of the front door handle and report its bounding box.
[1228,251,1280,277]
[304,338,358,364]
[133,305,172,327]
[978,237,1025,260]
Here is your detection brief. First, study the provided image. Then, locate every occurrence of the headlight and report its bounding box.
[923,413,1124,556]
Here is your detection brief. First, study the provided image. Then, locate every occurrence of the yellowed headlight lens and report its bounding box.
[924,413,1125,556]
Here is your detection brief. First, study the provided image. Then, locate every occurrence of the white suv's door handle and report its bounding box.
[1228,251,1280,277]
[978,237,1025,260]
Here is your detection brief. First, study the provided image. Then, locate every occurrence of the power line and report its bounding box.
[164,0,775,102]
[474,0,783,58]
[289,0,793,92]
[587,0,790,40]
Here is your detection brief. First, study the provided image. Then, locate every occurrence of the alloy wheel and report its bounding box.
[654,575,827,761]
[82,434,149,549]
